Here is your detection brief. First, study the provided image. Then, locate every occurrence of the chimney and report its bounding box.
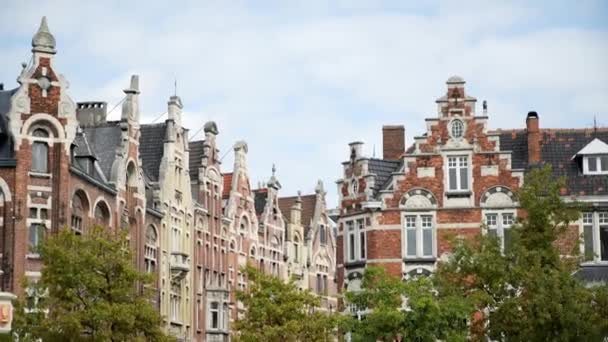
[526,111,540,165]
[76,102,108,127]
[382,125,405,160]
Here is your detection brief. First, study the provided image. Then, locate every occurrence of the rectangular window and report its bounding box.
[357,219,366,259]
[347,221,355,261]
[485,212,516,252]
[71,215,82,235]
[447,156,469,191]
[601,156,608,172]
[29,224,44,253]
[323,275,328,295]
[600,212,608,261]
[210,302,219,329]
[588,157,597,172]
[32,142,48,173]
[405,216,417,257]
[421,215,433,257]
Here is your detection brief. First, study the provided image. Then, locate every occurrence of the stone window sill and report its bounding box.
[403,257,437,263]
[29,171,52,179]
[26,253,41,259]
[446,191,471,198]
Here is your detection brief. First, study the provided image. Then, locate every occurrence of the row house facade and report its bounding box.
[335,76,608,305]
[0,17,339,342]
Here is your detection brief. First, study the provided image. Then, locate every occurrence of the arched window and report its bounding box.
[71,192,88,235]
[450,119,464,138]
[145,225,158,273]
[31,128,49,173]
[250,246,256,259]
[94,201,110,226]
[351,179,358,195]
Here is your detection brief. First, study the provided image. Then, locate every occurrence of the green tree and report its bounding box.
[234,264,339,342]
[12,225,171,342]
[343,267,472,342]
[435,166,608,341]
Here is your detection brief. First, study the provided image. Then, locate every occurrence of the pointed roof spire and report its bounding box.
[32,16,56,54]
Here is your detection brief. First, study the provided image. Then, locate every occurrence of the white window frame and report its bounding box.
[345,218,366,263]
[581,211,608,263]
[583,155,608,175]
[209,301,220,329]
[445,153,471,192]
[483,210,516,252]
[402,212,436,259]
[450,118,465,139]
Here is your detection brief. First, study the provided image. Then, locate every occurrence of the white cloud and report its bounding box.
[1,1,606,207]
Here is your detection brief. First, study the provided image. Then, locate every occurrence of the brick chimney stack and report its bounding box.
[382,125,405,160]
[526,111,540,165]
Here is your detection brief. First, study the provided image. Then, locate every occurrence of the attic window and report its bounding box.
[450,119,464,139]
[584,156,608,175]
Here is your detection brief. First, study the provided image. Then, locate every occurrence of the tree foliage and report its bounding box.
[435,166,608,341]
[343,267,472,342]
[234,264,339,342]
[12,225,171,342]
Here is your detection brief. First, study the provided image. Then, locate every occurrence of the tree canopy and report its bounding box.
[234,264,339,342]
[12,225,171,342]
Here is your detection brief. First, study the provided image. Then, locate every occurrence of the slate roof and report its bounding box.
[278,194,318,236]
[368,158,402,195]
[497,128,608,196]
[188,140,205,182]
[0,87,17,116]
[253,189,268,216]
[82,121,122,180]
[139,123,167,182]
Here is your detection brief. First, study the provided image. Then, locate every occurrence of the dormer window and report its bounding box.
[573,138,608,175]
[450,119,464,139]
[584,155,608,175]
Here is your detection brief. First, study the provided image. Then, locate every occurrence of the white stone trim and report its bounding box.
[0,177,12,202]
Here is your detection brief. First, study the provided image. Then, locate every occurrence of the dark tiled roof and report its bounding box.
[254,189,268,216]
[368,158,401,195]
[497,129,608,196]
[139,123,167,182]
[188,140,205,181]
[278,194,318,235]
[83,121,122,179]
[0,87,17,116]
[575,265,608,285]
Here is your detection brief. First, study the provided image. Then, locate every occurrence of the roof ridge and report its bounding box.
[491,127,608,134]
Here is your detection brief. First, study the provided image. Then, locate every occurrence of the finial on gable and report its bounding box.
[32,16,56,54]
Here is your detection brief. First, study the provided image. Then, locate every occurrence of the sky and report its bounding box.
[1,0,607,207]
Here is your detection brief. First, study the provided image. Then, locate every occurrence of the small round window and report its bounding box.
[451,119,464,138]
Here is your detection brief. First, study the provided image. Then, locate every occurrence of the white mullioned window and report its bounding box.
[447,156,469,191]
[144,225,158,273]
[582,211,608,262]
[31,128,49,173]
[485,212,515,252]
[584,155,608,175]
[404,214,435,259]
[346,218,366,262]
[450,119,464,138]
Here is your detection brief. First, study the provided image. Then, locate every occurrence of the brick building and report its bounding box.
[335,76,608,305]
[0,17,338,341]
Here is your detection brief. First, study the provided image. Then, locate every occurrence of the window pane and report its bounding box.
[486,214,497,227]
[488,228,498,239]
[583,212,594,225]
[459,167,468,190]
[349,234,355,260]
[601,226,608,261]
[449,168,457,190]
[504,228,513,252]
[406,229,416,257]
[601,156,608,171]
[588,157,597,172]
[584,225,594,261]
[422,229,433,256]
[405,216,416,228]
[360,231,366,259]
[502,213,514,227]
[32,142,48,173]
